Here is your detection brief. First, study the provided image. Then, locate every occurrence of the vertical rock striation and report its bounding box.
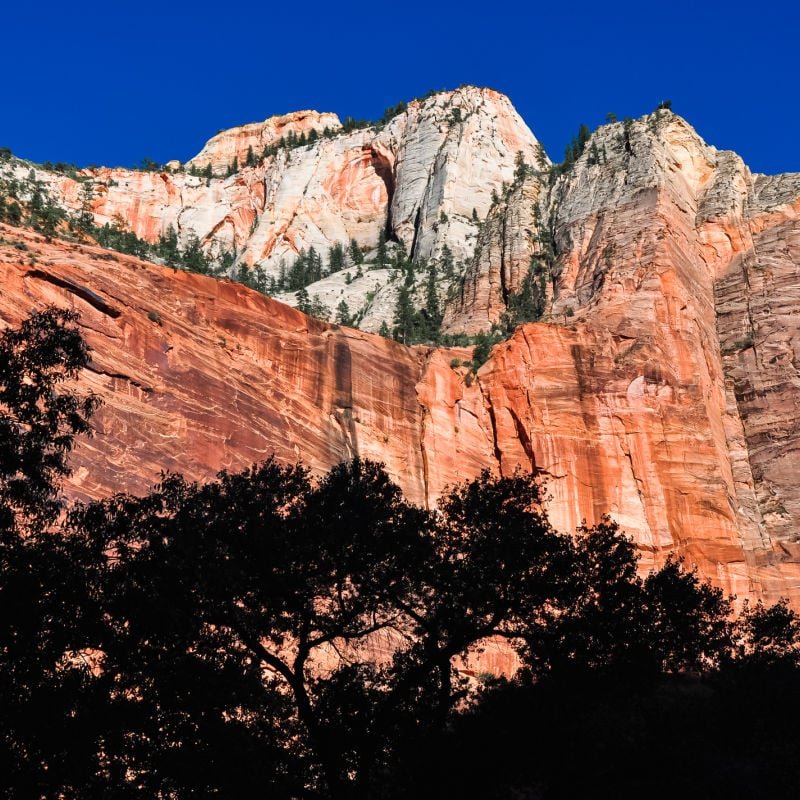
[29,87,541,277]
[3,93,800,606]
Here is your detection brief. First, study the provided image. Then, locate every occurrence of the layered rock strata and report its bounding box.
[3,93,800,610]
[2,216,800,606]
[17,87,541,276]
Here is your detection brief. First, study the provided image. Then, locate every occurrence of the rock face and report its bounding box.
[32,87,540,278]
[3,201,800,608]
[446,110,800,601]
[0,226,430,504]
[3,92,800,610]
[186,110,342,175]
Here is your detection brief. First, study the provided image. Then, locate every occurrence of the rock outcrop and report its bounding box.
[445,110,800,601]
[3,92,800,611]
[25,87,540,278]
[186,110,342,174]
[2,205,800,606]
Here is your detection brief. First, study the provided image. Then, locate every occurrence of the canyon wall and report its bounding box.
[18,87,541,274]
[2,211,799,605]
[2,92,800,608]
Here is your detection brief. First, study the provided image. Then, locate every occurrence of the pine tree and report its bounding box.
[295,287,311,314]
[252,264,268,293]
[306,247,323,283]
[309,295,327,320]
[6,202,21,225]
[578,124,591,152]
[77,181,94,232]
[503,257,547,330]
[376,230,388,264]
[157,225,180,266]
[335,300,352,326]
[182,235,210,274]
[393,284,416,345]
[423,261,442,343]
[348,239,363,265]
[288,251,308,290]
[440,244,455,279]
[378,320,390,338]
[471,331,494,368]
[219,249,236,274]
[534,142,549,170]
[245,146,256,167]
[514,151,529,182]
[328,242,345,273]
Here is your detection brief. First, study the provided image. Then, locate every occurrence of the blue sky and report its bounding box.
[2,1,797,174]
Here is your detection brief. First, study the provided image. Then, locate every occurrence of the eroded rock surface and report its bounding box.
[2,209,800,606]
[3,96,800,609]
[28,87,540,278]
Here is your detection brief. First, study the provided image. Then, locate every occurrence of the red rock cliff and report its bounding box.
[2,218,799,606]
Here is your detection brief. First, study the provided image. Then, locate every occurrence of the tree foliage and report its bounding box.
[1,312,800,798]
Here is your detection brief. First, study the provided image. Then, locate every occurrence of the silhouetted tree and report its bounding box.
[3,313,800,798]
[0,310,103,796]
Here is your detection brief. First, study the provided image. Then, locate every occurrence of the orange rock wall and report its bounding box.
[2,220,800,606]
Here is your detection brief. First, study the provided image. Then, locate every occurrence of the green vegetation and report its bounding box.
[4,310,800,798]
[0,163,269,291]
[221,87,455,179]
[328,241,345,273]
[284,247,324,290]
[335,299,353,326]
[502,258,547,330]
[550,122,591,179]
[376,230,388,264]
[260,127,320,162]
[0,168,67,238]
[621,116,635,154]
[389,249,444,346]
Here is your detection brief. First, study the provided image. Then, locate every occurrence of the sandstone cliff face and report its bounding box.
[0,226,429,503]
[443,173,544,335]
[186,110,342,174]
[2,209,800,606]
[3,93,800,610]
[446,111,800,601]
[29,87,540,279]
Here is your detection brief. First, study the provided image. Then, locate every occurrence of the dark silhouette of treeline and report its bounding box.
[2,310,799,799]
